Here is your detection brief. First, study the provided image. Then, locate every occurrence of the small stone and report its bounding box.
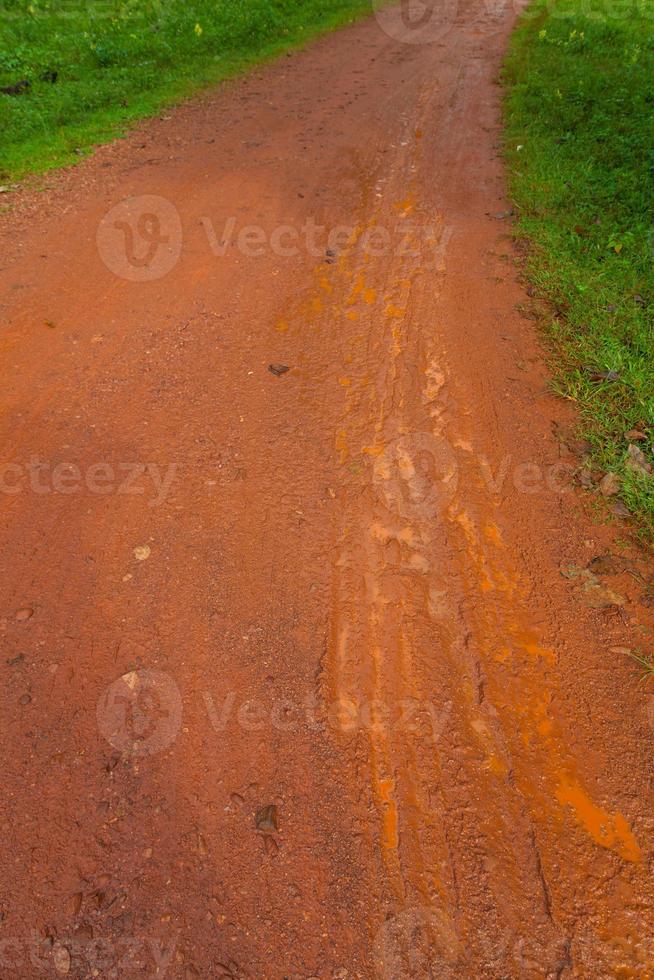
[19,693,31,706]
[133,545,151,561]
[268,364,290,377]
[53,943,71,975]
[15,607,34,621]
[121,670,139,691]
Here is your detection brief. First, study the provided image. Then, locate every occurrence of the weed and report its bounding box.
[0,0,371,179]
[503,0,654,539]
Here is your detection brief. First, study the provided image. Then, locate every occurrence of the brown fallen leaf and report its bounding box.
[255,803,278,832]
[581,365,621,383]
[626,443,652,476]
[68,891,83,916]
[0,79,30,96]
[577,467,595,489]
[599,472,621,496]
[625,429,648,442]
[588,554,620,576]
[560,563,625,608]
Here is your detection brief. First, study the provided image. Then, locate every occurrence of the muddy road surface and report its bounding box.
[1,2,654,978]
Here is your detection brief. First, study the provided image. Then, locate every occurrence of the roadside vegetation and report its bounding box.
[0,0,370,180]
[503,0,654,539]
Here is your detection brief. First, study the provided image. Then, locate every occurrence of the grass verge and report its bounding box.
[503,0,654,540]
[0,0,371,181]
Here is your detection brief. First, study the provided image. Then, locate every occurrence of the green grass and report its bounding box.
[503,0,654,540]
[0,0,371,180]
[629,649,654,684]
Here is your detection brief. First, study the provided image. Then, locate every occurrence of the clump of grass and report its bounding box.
[0,0,371,180]
[628,650,654,685]
[503,0,654,540]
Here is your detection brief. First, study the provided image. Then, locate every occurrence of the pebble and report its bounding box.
[53,943,71,975]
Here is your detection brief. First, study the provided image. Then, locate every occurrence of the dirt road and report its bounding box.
[1,2,654,977]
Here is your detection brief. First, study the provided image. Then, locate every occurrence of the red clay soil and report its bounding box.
[1,2,654,978]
